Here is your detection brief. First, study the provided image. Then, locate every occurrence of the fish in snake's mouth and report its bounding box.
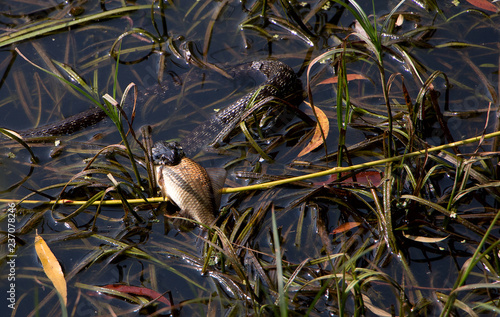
[152,140,227,228]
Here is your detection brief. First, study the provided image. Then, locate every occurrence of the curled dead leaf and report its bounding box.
[298,101,329,157]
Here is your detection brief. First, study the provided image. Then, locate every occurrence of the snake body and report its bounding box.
[179,60,302,156]
[18,60,301,146]
[18,107,107,139]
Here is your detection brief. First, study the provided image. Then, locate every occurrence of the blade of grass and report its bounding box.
[0,5,151,48]
[271,206,287,316]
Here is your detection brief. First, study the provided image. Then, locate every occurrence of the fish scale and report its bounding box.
[155,156,217,225]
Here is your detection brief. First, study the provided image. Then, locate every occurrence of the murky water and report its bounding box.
[0,1,499,316]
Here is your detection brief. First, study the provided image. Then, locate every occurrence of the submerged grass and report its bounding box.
[0,5,152,48]
[1,0,500,316]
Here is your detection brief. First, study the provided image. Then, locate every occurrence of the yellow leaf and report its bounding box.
[298,102,329,157]
[35,231,67,306]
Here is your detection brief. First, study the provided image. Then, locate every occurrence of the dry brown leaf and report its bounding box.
[297,101,329,157]
[466,0,497,12]
[35,231,67,306]
[319,73,369,85]
[102,284,171,306]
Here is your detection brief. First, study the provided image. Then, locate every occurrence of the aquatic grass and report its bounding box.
[302,242,412,316]
[240,120,274,163]
[239,0,316,46]
[439,207,500,316]
[335,48,352,168]
[20,234,192,315]
[0,5,152,48]
[14,48,101,109]
[239,16,276,41]
[3,49,167,273]
[203,227,261,315]
[201,0,229,59]
[101,92,142,184]
[270,206,287,316]
[2,2,500,315]
[108,28,163,62]
[331,0,407,157]
[151,0,169,38]
[277,0,317,42]
[91,233,208,290]
[0,128,38,163]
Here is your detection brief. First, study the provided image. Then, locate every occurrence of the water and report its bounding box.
[0,0,499,316]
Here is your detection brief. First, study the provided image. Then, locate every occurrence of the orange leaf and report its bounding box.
[350,171,383,187]
[466,0,497,12]
[319,73,369,85]
[297,102,329,157]
[332,222,362,234]
[35,231,67,306]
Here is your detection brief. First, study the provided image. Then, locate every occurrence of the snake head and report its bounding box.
[152,141,185,166]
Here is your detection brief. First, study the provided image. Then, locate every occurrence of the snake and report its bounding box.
[16,60,303,226]
[152,60,302,226]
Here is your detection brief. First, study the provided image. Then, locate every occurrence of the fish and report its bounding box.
[152,141,226,227]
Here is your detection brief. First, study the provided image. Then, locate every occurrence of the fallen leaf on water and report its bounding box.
[319,73,369,85]
[466,0,497,12]
[403,232,449,243]
[332,222,362,234]
[298,101,329,157]
[101,284,171,306]
[395,14,404,27]
[35,231,67,306]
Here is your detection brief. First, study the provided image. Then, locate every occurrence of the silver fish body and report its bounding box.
[152,141,226,226]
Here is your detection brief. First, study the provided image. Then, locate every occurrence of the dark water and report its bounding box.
[0,0,499,316]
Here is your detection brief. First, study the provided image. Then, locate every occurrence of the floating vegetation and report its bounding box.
[0,0,499,316]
